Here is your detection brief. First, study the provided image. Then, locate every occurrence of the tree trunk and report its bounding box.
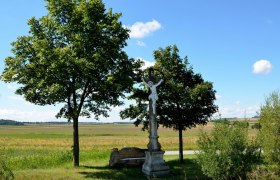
[73,117,79,166]
[179,127,184,164]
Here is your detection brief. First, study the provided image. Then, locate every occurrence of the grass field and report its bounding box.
[0,121,258,179]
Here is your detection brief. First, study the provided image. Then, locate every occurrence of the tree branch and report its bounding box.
[77,80,90,115]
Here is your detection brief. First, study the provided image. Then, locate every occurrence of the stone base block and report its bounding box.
[142,150,170,177]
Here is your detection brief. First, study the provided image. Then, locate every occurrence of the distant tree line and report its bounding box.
[0,119,24,126]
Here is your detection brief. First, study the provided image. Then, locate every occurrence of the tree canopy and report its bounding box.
[121,45,218,163]
[1,0,140,166]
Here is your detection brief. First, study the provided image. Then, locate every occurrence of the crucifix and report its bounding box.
[142,67,169,177]
[142,68,163,115]
[142,67,163,151]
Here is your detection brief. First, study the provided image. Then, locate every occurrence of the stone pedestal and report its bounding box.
[142,151,170,177]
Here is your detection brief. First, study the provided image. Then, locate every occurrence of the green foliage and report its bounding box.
[154,46,218,131]
[122,45,217,130]
[259,91,280,169]
[212,118,230,124]
[0,149,14,180]
[233,120,249,128]
[196,121,260,180]
[251,122,261,129]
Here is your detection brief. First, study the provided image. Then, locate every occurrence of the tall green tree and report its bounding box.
[1,0,140,166]
[121,45,218,163]
[259,91,280,170]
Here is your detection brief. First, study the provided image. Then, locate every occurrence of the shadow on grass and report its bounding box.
[79,158,209,180]
[79,165,146,180]
[166,158,209,179]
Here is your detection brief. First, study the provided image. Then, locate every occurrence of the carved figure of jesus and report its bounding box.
[142,78,163,114]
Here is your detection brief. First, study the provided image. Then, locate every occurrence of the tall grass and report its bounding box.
[3,148,112,170]
[0,148,14,179]
[5,149,72,170]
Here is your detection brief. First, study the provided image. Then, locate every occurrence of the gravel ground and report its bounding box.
[164,150,198,155]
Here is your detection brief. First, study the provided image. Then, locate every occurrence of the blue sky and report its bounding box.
[1,0,280,122]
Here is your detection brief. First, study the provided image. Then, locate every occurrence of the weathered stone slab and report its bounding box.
[109,147,146,167]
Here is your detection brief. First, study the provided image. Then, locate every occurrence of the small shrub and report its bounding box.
[259,91,280,168]
[196,121,260,180]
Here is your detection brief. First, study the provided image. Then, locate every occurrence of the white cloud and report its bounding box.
[246,105,260,116]
[215,94,222,100]
[7,83,19,90]
[253,60,272,74]
[136,40,146,47]
[127,19,161,39]
[0,108,16,116]
[137,58,155,70]
[8,95,25,101]
[0,102,133,122]
[0,108,57,121]
[216,104,260,118]
[7,96,35,107]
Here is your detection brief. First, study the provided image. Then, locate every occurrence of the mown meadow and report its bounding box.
[0,121,258,179]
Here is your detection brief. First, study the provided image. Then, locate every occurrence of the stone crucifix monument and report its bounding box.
[141,67,170,177]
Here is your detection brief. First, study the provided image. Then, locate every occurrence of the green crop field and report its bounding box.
[0,121,258,179]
